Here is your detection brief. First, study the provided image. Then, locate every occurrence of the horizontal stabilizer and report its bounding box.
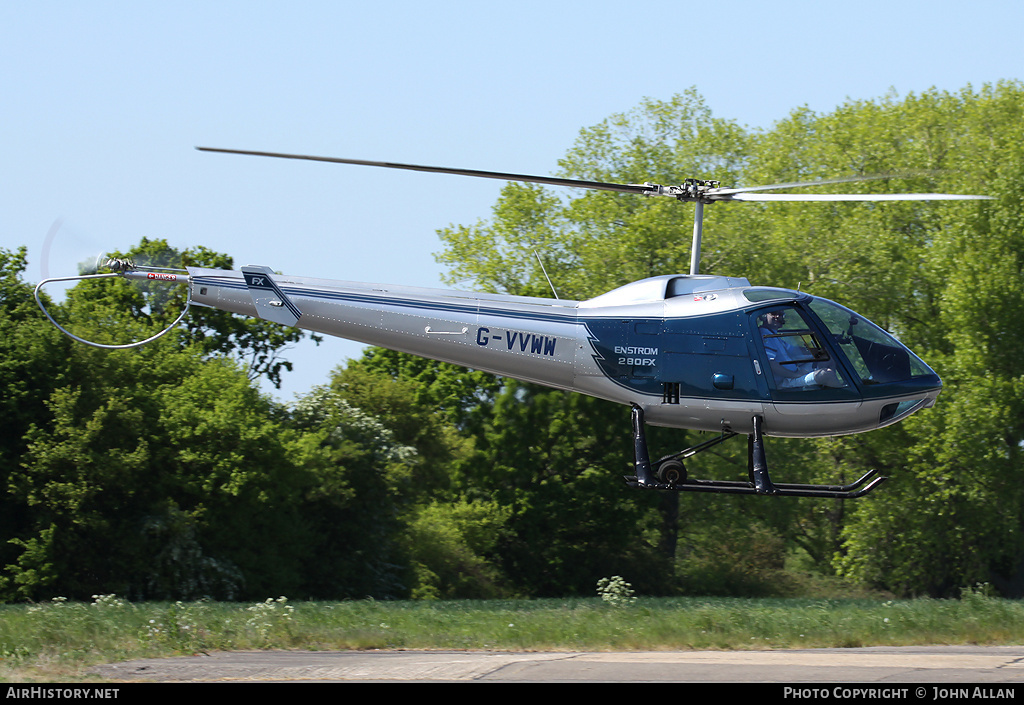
[241,265,301,326]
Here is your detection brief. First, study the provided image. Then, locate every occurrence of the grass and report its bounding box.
[1,589,1023,681]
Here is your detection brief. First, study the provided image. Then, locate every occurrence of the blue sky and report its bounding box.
[3,1,1020,401]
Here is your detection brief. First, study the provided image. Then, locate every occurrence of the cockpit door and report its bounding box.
[750,304,862,407]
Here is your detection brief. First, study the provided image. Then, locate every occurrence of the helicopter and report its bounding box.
[35,147,992,499]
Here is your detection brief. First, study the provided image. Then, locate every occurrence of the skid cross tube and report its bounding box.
[625,404,886,498]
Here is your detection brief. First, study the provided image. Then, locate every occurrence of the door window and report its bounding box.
[756,307,848,390]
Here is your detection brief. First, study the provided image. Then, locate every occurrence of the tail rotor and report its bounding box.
[34,223,192,349]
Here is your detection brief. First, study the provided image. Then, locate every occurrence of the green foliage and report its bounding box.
[1,244,319,601]
[436,90,749,300]
[463,380,675,596]
[596,575,637,606]
[286,384,422,599]
[822,83,1024,596]
[676,524,793,597]
[6,344,309,600]
[403,500,511,600]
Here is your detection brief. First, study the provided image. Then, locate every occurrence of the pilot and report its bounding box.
[759,310,844,389]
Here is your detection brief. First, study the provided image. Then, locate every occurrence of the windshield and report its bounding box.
[807,298,933,385]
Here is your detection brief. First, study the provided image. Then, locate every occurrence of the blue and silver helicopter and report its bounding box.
[36,147,991,499]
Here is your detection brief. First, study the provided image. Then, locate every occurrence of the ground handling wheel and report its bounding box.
[656,459,687,487]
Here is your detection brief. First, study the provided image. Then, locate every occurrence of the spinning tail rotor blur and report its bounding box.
[35,222,192,349]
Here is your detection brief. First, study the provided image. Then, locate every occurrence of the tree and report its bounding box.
[0,248,75,470]
[831,83,1024,595]
[401,498,511,600]
[0,247,77,588]
[436,90,750,300]
[7,332,311,600]
[8,85,1022,601]
[3,239,319,600]
[325,352,514,598]
[432,82,1024,597]
[453,380,675,596]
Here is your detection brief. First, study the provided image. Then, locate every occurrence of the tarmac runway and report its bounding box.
[90,645,1024,683]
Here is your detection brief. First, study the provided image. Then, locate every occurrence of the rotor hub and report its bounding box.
[640,179,722,203]
[104,257,136,273]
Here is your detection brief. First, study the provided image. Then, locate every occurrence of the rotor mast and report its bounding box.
[665,178,721,276]
[690,200,704,276]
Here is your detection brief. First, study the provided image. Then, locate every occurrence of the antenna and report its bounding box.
[534,250,560,300]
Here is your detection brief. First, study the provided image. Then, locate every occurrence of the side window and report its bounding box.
[756,307,847,390]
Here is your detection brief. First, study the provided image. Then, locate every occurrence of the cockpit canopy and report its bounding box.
[754,297,936,388]
[806,298,934,385]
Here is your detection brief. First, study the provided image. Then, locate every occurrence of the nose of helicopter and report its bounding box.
[744,289,943,437]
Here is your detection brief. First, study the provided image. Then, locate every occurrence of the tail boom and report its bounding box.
[188,266,582,390]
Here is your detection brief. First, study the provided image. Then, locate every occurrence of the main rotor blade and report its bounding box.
[711,172,991,201]
[197,147,993,203]
[725,192,992,201]
[710,173,906,196]
[196,147,652,195]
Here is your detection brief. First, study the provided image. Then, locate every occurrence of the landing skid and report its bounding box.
[625,404,885,498]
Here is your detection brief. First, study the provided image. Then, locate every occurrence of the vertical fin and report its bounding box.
[241,265,302,326]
